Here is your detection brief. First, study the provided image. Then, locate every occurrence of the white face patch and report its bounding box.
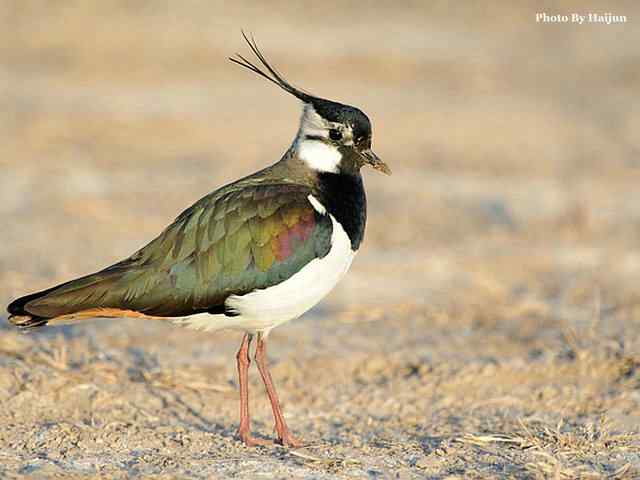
[293,103,343,173]
[297,140,341,173]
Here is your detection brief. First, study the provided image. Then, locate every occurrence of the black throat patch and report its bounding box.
[316,172,367,251]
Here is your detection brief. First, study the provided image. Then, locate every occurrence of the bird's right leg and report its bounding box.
[236,333,269,446]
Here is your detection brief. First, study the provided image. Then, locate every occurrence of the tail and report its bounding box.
[6,266,141,329]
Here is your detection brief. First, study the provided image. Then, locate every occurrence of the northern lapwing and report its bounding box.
[7,33,391,447]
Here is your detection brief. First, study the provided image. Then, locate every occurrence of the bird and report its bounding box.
[6,32,391,447]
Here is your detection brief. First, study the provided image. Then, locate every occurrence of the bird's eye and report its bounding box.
[329,129,342,141]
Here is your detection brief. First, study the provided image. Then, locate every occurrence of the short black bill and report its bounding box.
[361,149,391,175]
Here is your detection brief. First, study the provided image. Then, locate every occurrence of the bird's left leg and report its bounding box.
[254,332,303,447]
[236,333,269,446]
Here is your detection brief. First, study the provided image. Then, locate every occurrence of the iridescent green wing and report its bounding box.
[20,182,332,318]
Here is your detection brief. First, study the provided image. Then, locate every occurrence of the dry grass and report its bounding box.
[2,1,640,478]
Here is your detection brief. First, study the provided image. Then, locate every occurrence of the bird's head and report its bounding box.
[230,32,391,177]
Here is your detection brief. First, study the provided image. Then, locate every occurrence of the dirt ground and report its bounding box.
[2,2,640,478]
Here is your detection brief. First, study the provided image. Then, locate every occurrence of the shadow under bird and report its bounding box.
[7,33,391,447]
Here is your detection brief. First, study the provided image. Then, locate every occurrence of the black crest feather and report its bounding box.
[229,31,314,103]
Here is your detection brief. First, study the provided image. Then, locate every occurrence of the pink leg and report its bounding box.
[236,333,268,446]
[254,333,303,447]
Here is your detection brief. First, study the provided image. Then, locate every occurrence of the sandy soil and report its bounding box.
[1,2,640,478]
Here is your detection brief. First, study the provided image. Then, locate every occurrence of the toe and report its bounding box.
[277,433,304,448]
[238,431,271,447]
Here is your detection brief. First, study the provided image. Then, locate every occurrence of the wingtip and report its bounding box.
[7,288,55,328]
[7,297,26,317]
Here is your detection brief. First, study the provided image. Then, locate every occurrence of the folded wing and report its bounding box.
[8,182,332,321]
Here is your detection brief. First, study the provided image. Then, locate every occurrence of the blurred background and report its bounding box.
[1,1,639,478]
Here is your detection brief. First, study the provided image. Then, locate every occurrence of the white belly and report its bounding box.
[173,210,355,334]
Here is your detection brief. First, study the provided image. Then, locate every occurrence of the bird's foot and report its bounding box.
[275,430,304,448]
[237,429,270,447]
